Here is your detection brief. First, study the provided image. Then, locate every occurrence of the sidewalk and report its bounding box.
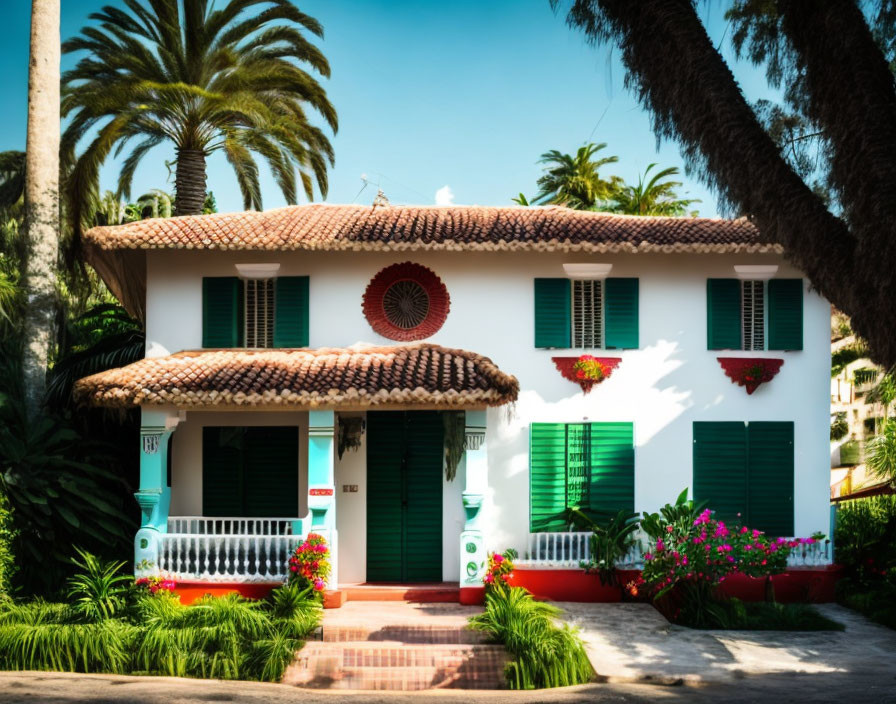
[559,602,896,684]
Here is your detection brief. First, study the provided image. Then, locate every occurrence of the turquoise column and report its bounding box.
[460,409,488,590]
[134,411,178,577]
[308,410,338,587]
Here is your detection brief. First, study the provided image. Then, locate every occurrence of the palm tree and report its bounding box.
[533,143,621,209]
[62,0,338,229]
[22,0,60,419]
[610,164,699,216]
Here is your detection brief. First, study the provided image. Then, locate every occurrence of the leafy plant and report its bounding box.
[468,586,593,689]
[66,548,131,621]
[608,163,699,216]
[830,412,849,441]
[532,142,621,209]
[702,598,843,631]
[267,581,321,640]
[834,496,896,586]
[568,507,638,586]
[640,488,708,539]
[0,392,131,593]
[867,421,896,482]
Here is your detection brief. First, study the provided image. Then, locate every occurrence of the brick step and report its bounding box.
[342,584,460,603]
[284,642,507,691]
[323,624,488,644]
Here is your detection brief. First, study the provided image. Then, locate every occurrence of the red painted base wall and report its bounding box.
[173,582,277,605]
[500,566,843,604]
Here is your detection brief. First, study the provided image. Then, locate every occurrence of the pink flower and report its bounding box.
[493,554,504,565]
[666,525,674,533]
[313,579,325,591]
[656,540,664,551]
[484,574,494,584]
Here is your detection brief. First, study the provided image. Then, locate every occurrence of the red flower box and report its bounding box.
[717,357,784,394]
[552,356,622,393]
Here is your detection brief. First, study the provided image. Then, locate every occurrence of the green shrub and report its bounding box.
[0,492,15,599]
[469,586,593,689]
[66,548,131,621]
[834,496,896,584]
[702,599,843,631]
[568,507,639,587]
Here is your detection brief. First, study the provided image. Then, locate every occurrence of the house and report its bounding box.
[74,203,832,604]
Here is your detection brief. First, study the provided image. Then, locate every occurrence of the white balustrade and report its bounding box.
[167,516,298,536]
[158,533,301,583]
[518,533,832,569]
[158,516,304,583]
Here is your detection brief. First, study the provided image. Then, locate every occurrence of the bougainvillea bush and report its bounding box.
[288,533,331,596]
[483,549,516,591]
[639,492,817,626]
[135,575,176,596]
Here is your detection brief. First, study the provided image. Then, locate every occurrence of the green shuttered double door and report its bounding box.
[530,422,634,532]
[202,426,299,517]
[693,421,793,535]
[366,412,443,582]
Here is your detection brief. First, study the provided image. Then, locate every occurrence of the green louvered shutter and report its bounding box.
[202,427,246,516]
[202,277,243,348]
[274,276,310,347]
[706,279,741,350]
[746,422,794,536]
[604,278,639,349]
[588,422,635,517]
[366,412,406,581]
[693,422,748,525]
[534,278,571,348]
[403,412,444,582]
[767,279,803,351]
[530,423,569,531]
[244,427,299,517]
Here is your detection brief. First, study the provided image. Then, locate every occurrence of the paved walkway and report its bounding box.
[559,602,896,685]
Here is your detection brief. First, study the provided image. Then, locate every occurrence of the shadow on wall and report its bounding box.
[485,338,697,555]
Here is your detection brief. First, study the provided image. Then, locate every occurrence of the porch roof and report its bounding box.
[73,344,519,410]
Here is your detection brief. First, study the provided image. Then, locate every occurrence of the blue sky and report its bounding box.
[0,1,776,216]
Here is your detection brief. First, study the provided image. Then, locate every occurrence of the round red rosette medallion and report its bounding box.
[362,262,450,341]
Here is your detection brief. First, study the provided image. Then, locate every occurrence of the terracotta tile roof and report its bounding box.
[85,203,775,255]
[73,344,519,409]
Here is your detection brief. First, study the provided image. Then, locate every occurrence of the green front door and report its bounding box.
[366,411,443,582]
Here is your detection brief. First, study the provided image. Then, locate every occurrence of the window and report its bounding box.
[692,421,793,536]
[202,276,309,349]
[572,280,603,347]
[244,278,275,348]
[534,278,639,349]
[202,426,299,517]
[741,280,764,351]
[707,278,803,351]
[529,422,634,532]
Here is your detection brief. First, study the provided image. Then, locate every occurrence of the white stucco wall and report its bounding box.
[147,248,831,577]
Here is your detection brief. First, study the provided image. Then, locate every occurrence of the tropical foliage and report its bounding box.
[568,507,638,587]
[0,553,321,679]
[469,586,593,689]
[553,0,896,367]
[62,0,338,228]
[835,496,896,629]
[518,143,697,215]
[608,163,699,216]
[531,142,621,209]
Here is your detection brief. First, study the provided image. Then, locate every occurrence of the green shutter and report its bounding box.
[366,412,406,582]
[693,422,748,525]
[534,278,571,348]
[604,278,639,349]
[202,277,243,348]
[529,423,569,531]
[588,422,635,516]
[707,279,742,350]
[274,276,310,348]
[243,427,299,517]
[403,412,444,582]
[746,422,794,536]
[767,279,803,351]
[202,427,246,516]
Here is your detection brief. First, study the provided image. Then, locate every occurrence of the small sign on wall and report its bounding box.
[309,488,334,497]
[342,484,358,493]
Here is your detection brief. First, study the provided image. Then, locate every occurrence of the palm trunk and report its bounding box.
[780,0,896,366]
[561,0,896,364]
[22,0,60,419]
[174,148,207,216]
